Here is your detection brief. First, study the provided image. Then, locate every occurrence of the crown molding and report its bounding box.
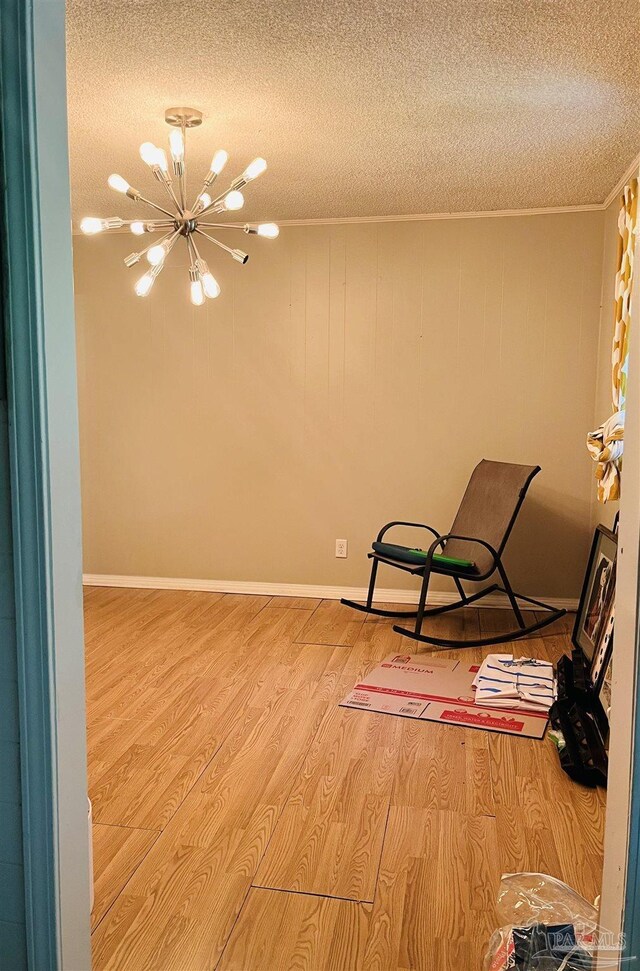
[275,204,604,226]
[603,153,640,210]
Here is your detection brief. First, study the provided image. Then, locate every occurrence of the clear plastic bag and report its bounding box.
[484,873,599,970]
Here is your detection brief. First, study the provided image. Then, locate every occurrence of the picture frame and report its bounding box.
[573,525,617,667]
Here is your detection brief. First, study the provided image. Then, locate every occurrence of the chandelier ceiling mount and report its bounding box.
[164,106,203,129]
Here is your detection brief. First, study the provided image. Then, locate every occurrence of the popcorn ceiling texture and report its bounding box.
[66,0,640,222]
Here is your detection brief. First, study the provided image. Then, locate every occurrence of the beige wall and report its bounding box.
[74,210,606,598]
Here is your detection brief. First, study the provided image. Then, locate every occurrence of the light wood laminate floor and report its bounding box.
[86,589,606,971]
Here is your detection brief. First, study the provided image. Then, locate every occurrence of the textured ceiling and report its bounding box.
[66,0,640,222]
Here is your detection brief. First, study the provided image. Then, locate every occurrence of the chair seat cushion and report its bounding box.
[372,542,477,572]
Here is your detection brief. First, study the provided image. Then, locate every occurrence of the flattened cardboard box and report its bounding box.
[340,653,548,739]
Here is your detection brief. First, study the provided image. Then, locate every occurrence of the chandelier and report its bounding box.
[80,106,279,305]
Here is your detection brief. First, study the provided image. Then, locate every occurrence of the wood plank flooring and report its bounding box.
[86,589,606,971]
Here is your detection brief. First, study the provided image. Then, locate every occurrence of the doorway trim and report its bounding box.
[0,0,90,967]
[597,168,640,969]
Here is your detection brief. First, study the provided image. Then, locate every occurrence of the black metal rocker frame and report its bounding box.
[341,472,566,649]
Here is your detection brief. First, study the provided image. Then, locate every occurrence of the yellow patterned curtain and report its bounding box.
[587,178,638,503]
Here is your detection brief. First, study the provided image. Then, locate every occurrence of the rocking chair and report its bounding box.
[341,459,566,649]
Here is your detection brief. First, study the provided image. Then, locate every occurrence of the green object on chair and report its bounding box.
[371,541,476,571]
[410,548,476,569]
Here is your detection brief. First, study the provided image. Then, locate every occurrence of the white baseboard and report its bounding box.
[82,573,578,612]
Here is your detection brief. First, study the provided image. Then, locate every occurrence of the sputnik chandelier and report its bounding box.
[80,106,279,305]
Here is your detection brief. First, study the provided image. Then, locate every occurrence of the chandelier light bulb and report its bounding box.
[210,150,228,176]
[130,221,146,235]
[196,192,212,213]
[81,217,126,234]
[257,223,279,239]
[196,258,220,298]
[135,271,155,297]
[169,129,184,163]
[243,157,267,181]
[155,148,169,173]
[223,190,244,211]
[140,142,161,166]
[190,278,205,306]
[80,217,105,235]
[147,243,167,266]
[108,173,130,194]
[202,272,221,299]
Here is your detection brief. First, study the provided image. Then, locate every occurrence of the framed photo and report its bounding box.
[573,525,617,664]
[590,601,614,691]
[597,653,614,746]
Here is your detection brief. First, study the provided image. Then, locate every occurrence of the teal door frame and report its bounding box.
[624,609,640,960]
[0,0,90,968]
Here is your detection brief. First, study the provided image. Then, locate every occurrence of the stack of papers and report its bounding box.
[472,654,556,713]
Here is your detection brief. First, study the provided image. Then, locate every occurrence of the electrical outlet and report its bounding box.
[335,539,348,558]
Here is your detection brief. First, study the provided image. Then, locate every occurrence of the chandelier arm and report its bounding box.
[189,234,208,267]
[160,177,183,215]
[197,223,245,230]
[137,195,177,220]
[129,220,176,233]
[195,228,240,259]
[112,219,177,228]
[178,123,187,211]
[186,234,199,266]
[162,229,183,258]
